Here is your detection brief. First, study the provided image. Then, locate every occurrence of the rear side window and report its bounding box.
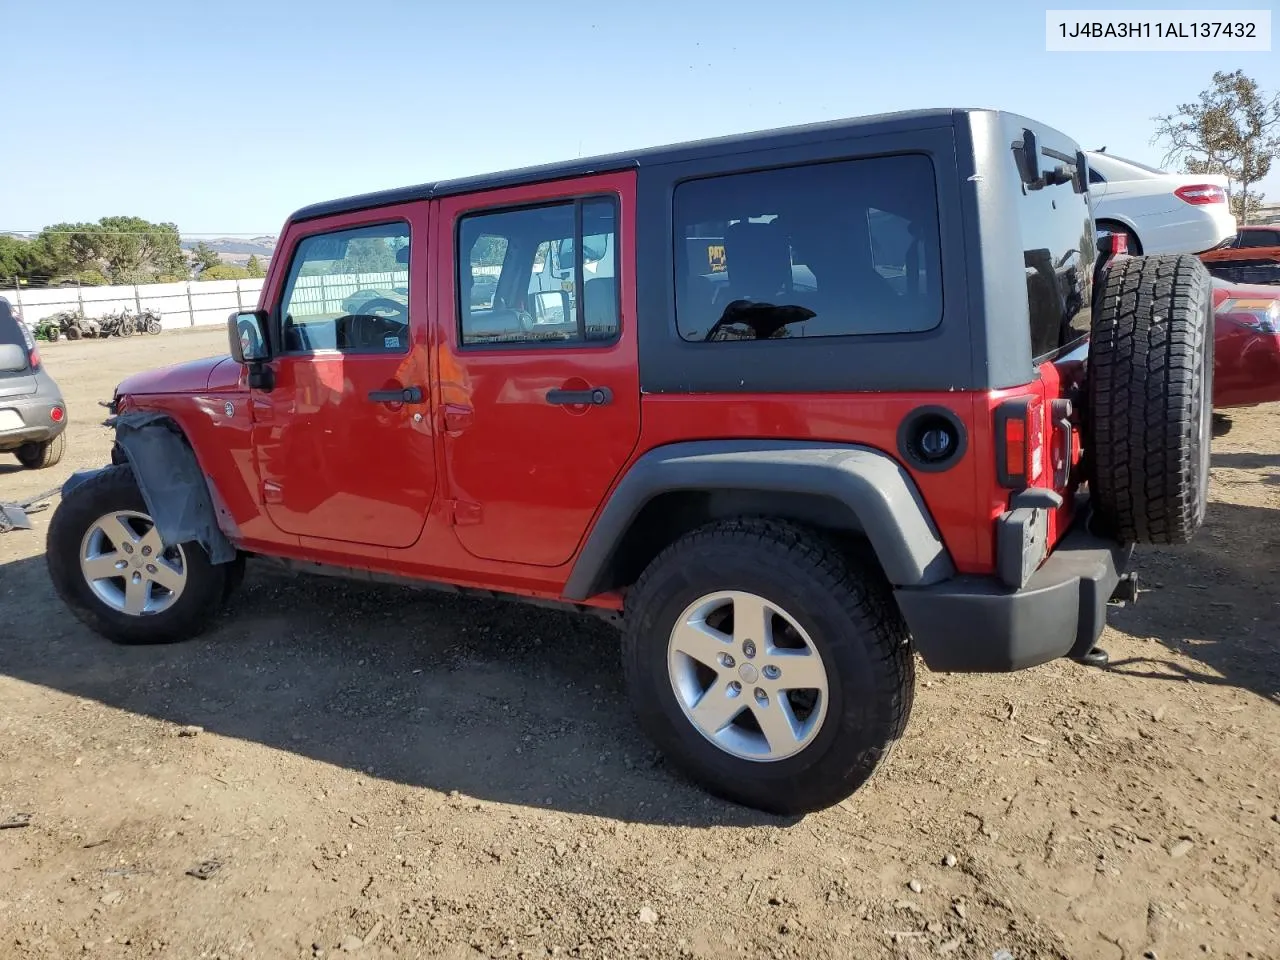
[672,155,943,342]
[457,197,619,347]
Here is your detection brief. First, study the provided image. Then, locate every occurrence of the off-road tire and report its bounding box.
[65,325,82,341]
[16,432,65,469]
[621,518,915,815]
[1086,253,1214,545]
[46,465,231,645]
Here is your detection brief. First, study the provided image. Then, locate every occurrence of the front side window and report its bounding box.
[457,197,619,346]
[279,222,410,354]
[672,155,943,342]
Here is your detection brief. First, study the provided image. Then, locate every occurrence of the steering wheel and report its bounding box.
[343,297,409,351]
[355,297,408,323]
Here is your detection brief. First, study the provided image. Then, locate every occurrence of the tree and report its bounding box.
[246,254,265,277]
[1152,70,1280,224]
[0,236,36,283]
[1230,189,1265,223]
[30,222,103,280]
[190,241,222,272]
[98,216,185,280]
[197,264,251,281]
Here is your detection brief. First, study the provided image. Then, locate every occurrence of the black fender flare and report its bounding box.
[62,412,237,564]
[562,440,955,601]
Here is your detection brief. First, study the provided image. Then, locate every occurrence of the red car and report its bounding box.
[1213,278,1280,408]
[1200,224,1280,286]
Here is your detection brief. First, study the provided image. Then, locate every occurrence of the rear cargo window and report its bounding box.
[0,300,32,376]
[672,155,943,342]
[1013,132,1095,361]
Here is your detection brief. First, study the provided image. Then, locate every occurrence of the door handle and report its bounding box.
[546,386,613,406]
[369,386,423,404]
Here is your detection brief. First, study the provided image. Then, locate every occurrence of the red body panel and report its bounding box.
[112,168,1087,605]
[1211,283,1280,409]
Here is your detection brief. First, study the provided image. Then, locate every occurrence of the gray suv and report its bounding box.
[0,297,67,469]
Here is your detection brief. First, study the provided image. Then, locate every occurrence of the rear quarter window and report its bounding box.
[672,154,943,343]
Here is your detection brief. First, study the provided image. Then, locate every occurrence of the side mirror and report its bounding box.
[0,342,28,373]
[228,310,269,364]
[532,289,571,326]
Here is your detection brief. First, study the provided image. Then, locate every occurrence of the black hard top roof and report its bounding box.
[288,107,988,224]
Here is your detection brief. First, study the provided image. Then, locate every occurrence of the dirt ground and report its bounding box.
[1,329,1277,960]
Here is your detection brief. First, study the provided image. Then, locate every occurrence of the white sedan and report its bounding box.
[1086,150,1237,255]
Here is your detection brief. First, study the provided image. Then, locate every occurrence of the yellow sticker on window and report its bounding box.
[707,244,726,273]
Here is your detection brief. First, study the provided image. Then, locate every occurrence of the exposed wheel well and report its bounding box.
[591,489,880,597]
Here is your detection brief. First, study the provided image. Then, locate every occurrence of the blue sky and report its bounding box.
[3,0,1277,235]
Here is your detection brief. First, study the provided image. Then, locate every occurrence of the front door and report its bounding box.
[436,171,640,567]
[251,207,436,548]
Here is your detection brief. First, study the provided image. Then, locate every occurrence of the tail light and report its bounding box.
[16,317,41,370]
[994,396,1046,490]
[50,405,64,423]
[1174,184,1227,205]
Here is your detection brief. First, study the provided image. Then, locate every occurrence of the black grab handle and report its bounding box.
[368,386,423,404]
[546,386,612,406]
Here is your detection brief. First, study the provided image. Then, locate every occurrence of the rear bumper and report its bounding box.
[894,520,1132,672]
[0,396,67,451]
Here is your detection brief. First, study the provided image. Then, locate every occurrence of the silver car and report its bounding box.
[0,296,68,469]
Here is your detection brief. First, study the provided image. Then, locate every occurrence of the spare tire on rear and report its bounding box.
[1085,253,1214,545]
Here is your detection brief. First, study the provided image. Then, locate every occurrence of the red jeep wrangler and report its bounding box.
[47,109,1214,814]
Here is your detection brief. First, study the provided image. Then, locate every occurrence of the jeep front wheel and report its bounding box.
[46,465,232,645]
[621,518,914,815]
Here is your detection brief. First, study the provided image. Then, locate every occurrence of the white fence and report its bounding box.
[4,270,411,329]
[5,278,268,330]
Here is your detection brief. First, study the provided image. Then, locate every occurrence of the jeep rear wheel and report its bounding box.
[1086,253,1215,545]
[46,465,232,645]
[622,518,914,815]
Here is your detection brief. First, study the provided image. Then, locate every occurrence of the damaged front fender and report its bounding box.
[104,412,237,564]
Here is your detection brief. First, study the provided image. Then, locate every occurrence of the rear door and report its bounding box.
[434,171,640,567]
[1014,123,1097,540]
